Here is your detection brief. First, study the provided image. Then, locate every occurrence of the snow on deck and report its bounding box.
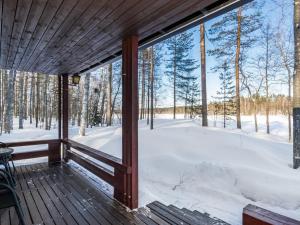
[0,115,299,224]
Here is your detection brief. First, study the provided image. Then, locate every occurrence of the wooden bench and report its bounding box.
[243,204,300,225]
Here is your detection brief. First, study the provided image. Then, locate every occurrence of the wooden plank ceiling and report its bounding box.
[0,0,245,75]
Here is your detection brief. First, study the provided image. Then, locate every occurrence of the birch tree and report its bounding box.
[4,70,16,133]
[79,73,91,136]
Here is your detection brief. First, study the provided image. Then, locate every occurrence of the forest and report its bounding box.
[0,0,294,140]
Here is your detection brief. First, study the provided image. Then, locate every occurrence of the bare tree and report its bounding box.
[274,0,294,142]
[241,57,264,132]
[261,23,277,134]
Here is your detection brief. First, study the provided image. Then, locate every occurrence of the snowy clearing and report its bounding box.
[0,115,299,224]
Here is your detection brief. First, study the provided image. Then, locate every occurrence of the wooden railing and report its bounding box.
[62,139,130,204]
[6,139,61,163]
[243,204,300,225]
[3,138,129,204]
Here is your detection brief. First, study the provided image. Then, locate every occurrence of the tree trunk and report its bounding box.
[35,74,40,128]
[254,98,258,132]
[29,73,35,124]
[107,63,112,126]
[265,25,270,134]
[287,67,292,142]
[150,47,154,130]
[100,84,107,126]
[200,23,208,126]
[235,7,242,129]
[173,42,177,120]
[23,73,28,120]
[4,70,16,133]
[111,77,121,120]
[77,85,82,126]
[44,74,49,129]
[140,50,147,120]
[3,70,8,133]
[18,73,24,129]
[293,0,300,168]
[147,50,150,125]
[14,76,18,118]
[79,73,90,136]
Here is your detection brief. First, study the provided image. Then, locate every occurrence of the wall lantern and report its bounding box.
[71,74,81,85]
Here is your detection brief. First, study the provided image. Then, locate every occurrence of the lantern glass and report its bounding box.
[72,74,80,85]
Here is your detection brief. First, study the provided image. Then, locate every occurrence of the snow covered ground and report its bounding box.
[0,115,299,224]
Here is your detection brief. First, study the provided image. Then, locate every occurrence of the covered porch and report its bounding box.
[0,0,299,224]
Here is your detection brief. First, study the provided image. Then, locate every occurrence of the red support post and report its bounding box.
[62,74,69,161]
[119,35,138,209]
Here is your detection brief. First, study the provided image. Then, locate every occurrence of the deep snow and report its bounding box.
[0,115,299,224]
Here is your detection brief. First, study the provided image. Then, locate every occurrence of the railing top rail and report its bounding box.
[5,139,61,147]
[63,139,129,173]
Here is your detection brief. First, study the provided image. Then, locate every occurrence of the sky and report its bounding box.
[91,0,294,108]
[156,0,294,107]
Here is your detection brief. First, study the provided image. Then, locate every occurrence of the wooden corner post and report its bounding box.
[48,75,62,165]
[119,35,138,209]
[294,0,300,169]
[62,74,69,162]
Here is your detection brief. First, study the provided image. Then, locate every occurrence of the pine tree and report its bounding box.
[208,1,262,129]
[214,61,236,128]
[165,30,197,119]
[200,23,208,126]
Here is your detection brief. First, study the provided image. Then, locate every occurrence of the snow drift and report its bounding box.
[1,115,299,224]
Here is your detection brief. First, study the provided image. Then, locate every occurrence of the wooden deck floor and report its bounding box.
[0,163,230,225]
[0,163,146,225]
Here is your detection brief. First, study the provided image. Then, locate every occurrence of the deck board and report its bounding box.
[0,162,229,225]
